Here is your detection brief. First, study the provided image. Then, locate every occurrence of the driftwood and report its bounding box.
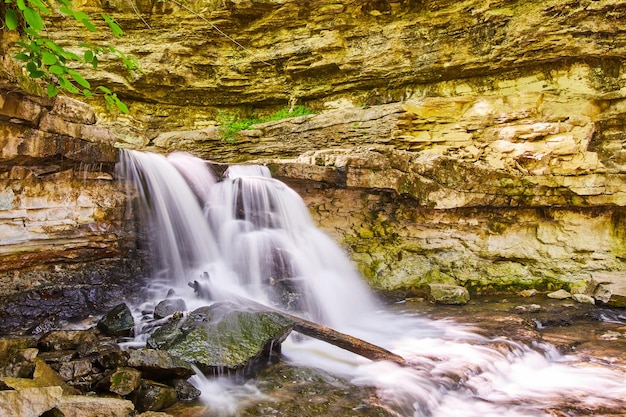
[288,313,407,365]
[193,284,406,366]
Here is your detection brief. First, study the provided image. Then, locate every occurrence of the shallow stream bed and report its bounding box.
[164,295,626,417]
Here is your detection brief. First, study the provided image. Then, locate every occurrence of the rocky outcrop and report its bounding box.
[0,90,145,333]
[3,0,626,294]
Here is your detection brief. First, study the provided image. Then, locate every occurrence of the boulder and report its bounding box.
[427,284,470,305]
[132,380,177,412]
[592,273,626,308]
[547,289,572,300]
[38,329,99,352]
[106,367,142,396]
[0,337,37,378]
[56,395,134,417]
[0,386,62,417]
[126,349,194,380]
[154,298,187,319]
[98,303,135,337]
[572,294,595,305]
[169,378,200,401]
[147,302,294,374]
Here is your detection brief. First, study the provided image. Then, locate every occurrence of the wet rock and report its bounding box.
[126,349,195,380]
[57,358,97,382]
[515,304,542,313]
[132,380,177,412]
[0,337,37,378]
[154,298,187,319]
[106,367,142,396]
[96,343,128,370]
[592,273,626,308]
[38,329,99,351]
[518,289,537,298]
[547,289,572,300]
[98,303,135,337]
[0,386,63,417]
[147,302,294,374]
[56,395,134,417]
[572,294,595,305]
[169,378,201,401]
[427,284,470,305]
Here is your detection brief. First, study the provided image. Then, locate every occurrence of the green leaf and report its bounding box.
[23,7,44,31]
[48,64,65,75]
[102,14,123,37]
[47,83,59,98]
[115,98,129,114]
[58,5,74,16]
[16,0,26,11]
[97,85,112,94]
[24,27,40,39]
[68,69,90,88]
[14,53,30,61]
[41,51,57,65]
[27,0,50,14]
[84,49,94,63]
[82,88,93,98]
[91,55,98,69]
[58,77,79,94]
[5,9,18,30]
[81,19,97,32]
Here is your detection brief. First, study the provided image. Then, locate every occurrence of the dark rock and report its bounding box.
[147,302,294,374]
[126,349,195,380]
[37,350,77,365]
[132,380,178,412]
[169,378,201,401]
[0,278,142,335]
[95,343,128,370]
[154,299,187,319]
[40,408,65,417]
[57,358,96,382]
[97,303,135,337]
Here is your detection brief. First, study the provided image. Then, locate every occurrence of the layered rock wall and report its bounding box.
[3,0,626,295]
[0,91,142,332]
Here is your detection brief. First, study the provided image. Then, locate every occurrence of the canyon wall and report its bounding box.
[2,0,626,296]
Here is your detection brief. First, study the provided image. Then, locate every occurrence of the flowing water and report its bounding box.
[119,150,626,417]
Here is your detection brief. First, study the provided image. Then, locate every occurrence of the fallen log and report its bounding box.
[289,314,407,365]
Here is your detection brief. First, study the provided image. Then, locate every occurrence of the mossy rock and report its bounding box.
[147,302,294,374]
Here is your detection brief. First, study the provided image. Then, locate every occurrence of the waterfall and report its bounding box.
[119,150,626,417]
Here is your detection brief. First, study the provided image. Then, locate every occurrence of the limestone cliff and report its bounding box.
[0,91,142,332]
[3,0,626,295]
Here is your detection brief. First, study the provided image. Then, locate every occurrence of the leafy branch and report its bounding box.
[2,0,140,113]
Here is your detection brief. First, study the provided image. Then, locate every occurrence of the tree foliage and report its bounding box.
[2,0,139,113]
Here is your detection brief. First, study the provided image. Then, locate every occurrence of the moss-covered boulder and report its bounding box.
[147,302,294,374]
[427,284,470,305]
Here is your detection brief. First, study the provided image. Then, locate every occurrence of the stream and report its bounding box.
[120,150,626,417]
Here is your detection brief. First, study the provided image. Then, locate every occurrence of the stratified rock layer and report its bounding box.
[0,90,144,333]
[3,0,626,294]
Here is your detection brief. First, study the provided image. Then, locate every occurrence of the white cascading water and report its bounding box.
[119,150,626,417]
